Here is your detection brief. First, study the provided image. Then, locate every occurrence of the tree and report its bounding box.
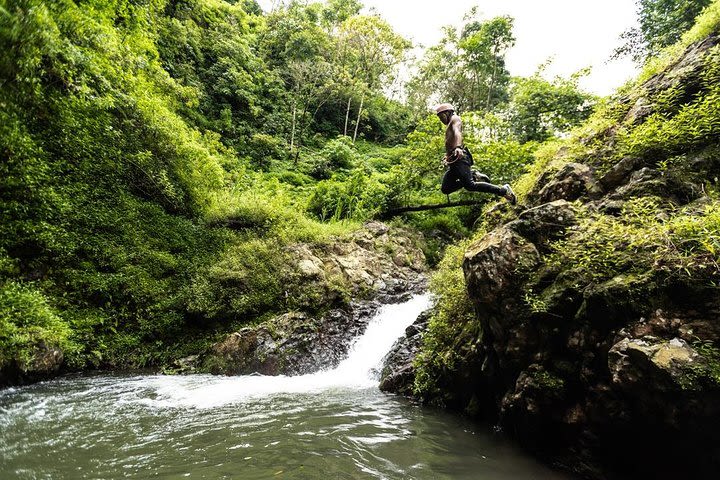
[406,12,515,115]
[507,69,596,143]
[320,0,362,30]
[337,15,410,142]
[285,59,333,157]
[460,14,515,111]
[614,0,712,61]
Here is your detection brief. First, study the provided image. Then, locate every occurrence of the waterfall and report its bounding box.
[141,294,431,408]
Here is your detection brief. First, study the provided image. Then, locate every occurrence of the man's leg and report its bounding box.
[441,167,463,195]
[456,161,506,196]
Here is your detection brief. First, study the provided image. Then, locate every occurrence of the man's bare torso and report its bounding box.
[445,114,463,157]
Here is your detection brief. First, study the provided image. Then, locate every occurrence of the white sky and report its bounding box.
[257,0,641,97]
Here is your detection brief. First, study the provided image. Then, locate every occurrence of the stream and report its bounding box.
[0,294,573,479]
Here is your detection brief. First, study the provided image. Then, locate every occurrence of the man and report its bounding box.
[435,103,516,204]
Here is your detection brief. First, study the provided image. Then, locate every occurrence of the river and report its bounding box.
[0,295,573,479]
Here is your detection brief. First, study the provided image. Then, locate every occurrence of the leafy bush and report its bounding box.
[0,281,77,369]
[309,136,358,179]
[246,133,288,170]
[306,170,389,220]
[185,238,294,322]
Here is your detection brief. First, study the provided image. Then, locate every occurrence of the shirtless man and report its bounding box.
[435,103,516,204]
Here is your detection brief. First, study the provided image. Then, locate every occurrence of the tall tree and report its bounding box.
[460,14,515,111]
[407,12,515,115]
[614,0,712,61]
[337,14,410,142]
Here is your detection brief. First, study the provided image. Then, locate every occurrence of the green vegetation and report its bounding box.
[0,0,609,383]
[413,240,478,402]
[548,197,720,284]
[0,0,404,376]
[414,0,720,402]
[615,0,713,61]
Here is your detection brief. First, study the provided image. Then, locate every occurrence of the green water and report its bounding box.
[1,297,574,479]
[0,373,572,479]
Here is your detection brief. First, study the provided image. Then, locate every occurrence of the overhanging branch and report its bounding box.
[380,200,485,218]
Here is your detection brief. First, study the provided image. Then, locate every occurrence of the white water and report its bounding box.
[139,293,432,409]
[0,292,575,479]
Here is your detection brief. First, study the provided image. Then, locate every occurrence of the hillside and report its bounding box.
[385,4,720,479]
[0,0,428,385]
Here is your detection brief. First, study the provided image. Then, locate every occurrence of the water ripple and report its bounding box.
[0,294,573,479]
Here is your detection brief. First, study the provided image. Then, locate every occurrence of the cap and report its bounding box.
[435,103,455,114]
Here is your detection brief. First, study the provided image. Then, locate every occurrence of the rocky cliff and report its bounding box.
[383,29,720,480]
[1,221,426,386]
[198,221,427,376]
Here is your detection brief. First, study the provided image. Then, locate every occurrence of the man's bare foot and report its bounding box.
[502,184,516,205]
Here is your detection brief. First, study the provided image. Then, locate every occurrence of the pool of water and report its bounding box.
[0,295,574,479]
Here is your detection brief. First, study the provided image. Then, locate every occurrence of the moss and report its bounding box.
[681,341,720,390]
[532,370,566,391]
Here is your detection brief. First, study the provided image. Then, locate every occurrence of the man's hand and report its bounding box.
[452,147,464,161]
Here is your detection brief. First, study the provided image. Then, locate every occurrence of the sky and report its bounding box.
[257,0,641,97]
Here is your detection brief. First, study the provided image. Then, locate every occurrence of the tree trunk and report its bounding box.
[343,97,352,136]
[486,49,498,111]
[380,199,486,218]
[352,92,364,144]
[290,102,297,152]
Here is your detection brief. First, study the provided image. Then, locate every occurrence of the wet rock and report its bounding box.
[507,200,577,249]
[204,308,369,376]
[0,340,64,387]
[163,355,200,375]
[529,163,603,204]
[379,309,431,396]
[203,279,427,377]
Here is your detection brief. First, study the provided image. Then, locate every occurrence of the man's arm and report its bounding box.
[449,116,464,159]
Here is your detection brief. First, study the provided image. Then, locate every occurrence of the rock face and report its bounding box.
[203,278,427,376]
[456,205,720,479]
[286,221,427,308]
[0,341,64,387]
[384,33,720,480]
[379,309,431,396]
[201,221,428,377]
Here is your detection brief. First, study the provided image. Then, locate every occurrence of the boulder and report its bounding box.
[379,309,431,396]
[599,156,649,190]
[507,200,577,250]
[0,340,64,387]
[528,163,603,204]
[463,227,540,338]
[608,337,702,393]
[203,304,377,376]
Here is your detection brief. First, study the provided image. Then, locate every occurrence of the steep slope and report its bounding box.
[387,5,720,479]
[0,1,425,387]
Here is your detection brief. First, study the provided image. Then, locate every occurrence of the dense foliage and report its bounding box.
[0,0,600,381]
[415,0,720,400]
[615,0,713,61]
